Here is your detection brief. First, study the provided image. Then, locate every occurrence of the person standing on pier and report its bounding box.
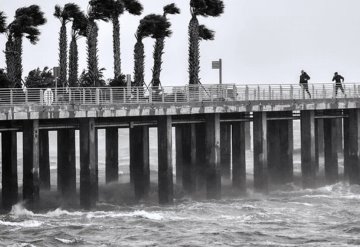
[332,72,345,96]
[300,70,311,98]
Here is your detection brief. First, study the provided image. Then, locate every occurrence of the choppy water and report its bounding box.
[1,183,360,246]
[0,122,357,246]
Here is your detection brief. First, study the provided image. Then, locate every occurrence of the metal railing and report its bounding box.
[0,83,357,107]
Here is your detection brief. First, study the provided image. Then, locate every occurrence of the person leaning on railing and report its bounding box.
[332,72,346,97]
[299,70,311,98]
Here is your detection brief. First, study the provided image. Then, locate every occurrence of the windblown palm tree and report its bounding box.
[151,3,180,87]
[188,0,224,85]
[68,8,87,87]
[6,5,46,87]
[0,11,6,34]
[110,0,143,79]
[133,14,162,87]
[54,4,81,87]
[86,0,112,87]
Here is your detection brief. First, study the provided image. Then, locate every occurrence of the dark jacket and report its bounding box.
[332,74,344,84]
[300,73,310,84]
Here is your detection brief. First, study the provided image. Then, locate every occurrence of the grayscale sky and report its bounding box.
[1,0,360,86]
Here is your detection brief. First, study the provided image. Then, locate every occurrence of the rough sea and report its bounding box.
[0,122,359,247]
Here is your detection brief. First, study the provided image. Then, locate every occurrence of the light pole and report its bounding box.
[212,58,222,84]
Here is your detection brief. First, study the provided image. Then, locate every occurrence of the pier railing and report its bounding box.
[0,83,357,106]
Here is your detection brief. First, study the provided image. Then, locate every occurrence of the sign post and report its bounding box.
[212,59,222,84]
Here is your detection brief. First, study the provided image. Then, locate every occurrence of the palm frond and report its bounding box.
[204,0,224,17]
[164,3,180,16]
[54,5,63,19]
[0,11,6,33]
[199,24,214,41]
[123,0,143,15]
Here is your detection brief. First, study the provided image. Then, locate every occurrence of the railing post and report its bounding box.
[162,88,165,102]
[40,89,44,105]
[149,87,152,103]
[25,89,28,104]
[96,88,100,105]
[136,88,139,103]
[83,88,86,104]
[68,88,72,103]
[123,88,126,103]
[268,86,272,100]
[174,89,177,103]
[10,89,13,105]
[186,85,190,102]
[280,85,283,100]
[199,86,203,102]
[290,85,293,99]
[245,86,249,101]
[322,85,326,98]
[312,84,315,99]
[257,86,260,100]
[110,88,113,104]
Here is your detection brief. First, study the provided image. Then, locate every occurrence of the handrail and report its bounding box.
[0,83,355,107]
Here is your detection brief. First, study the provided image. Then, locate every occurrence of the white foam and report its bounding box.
[43,208,84,217]
[0,220,43,228]
[55,237,77,244]
[85,210,164,220]
[10,204,35,217]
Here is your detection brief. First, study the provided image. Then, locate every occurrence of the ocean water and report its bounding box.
[0,121,358,246]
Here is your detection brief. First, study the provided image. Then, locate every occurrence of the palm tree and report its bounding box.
[188,0,224,85]
[68,8,87,87]
[151,3,180,88]
[133,14,160,87]
[110,0,143,80]
[6,5,46,87]
[87,0,112,87]
[0,11,6,34]
[54,4,81,87]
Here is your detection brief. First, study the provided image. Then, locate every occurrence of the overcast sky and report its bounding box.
[1,0,360,86]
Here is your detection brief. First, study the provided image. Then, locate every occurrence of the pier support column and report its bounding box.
[195,123,207,191]
[175,126,183,186]
[2,130,18,210]
[57,129,76,201]
[346,109,360,184]
[158,116,173,204]
[106,128,119,183]
[129,126,150,201]
[220,123,231,179]
[232,121,246,193]
[245,121,251,150]
[181,124,196,194]
[205,114,221,199]
[343,110,350,180]
[324,118,339,184]
[39,130,50,190]
[253,112,268,193]
[23,120,40,205]
[315,119,324,174]
[301,111,316,188]
[80,118,97,209]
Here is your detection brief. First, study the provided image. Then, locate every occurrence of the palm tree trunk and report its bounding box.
[14,36,22,88]
[68,34,78,87]
[188,15,200,85]
[59,23,67,87]
[112,16,121,79]
[133,39,145,87]
[87,20,99,87]
[151,37,164,87]
[5,36,16,87]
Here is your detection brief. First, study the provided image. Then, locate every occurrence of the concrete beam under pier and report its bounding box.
[2,129,18,210]
[80,118,97,209]
[205,114,221,199]
[23,120,40,206]
[157,116,174,204]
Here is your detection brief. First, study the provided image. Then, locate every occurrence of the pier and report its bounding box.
[0,83,359,209]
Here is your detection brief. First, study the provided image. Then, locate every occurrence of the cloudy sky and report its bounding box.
[1,0,360,86]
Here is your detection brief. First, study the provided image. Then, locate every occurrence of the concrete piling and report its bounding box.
[324,117,339,184]
[175,126,183,186]
[181,124,196,194]
[232,121,246,193]
[39,130,50,190]
[129,126,150,201]
[346,109,360,184]
[220,123,231,179]
[57,129,76,201]
[253,112,268,193]
[157,116,174,204]
[195,123,207,191]
[300,110,316,188]
[205,114,221,199]
[23,120,40,205]
[79,118,97,209]
[2,130,18,210]
[106,128,119,183]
